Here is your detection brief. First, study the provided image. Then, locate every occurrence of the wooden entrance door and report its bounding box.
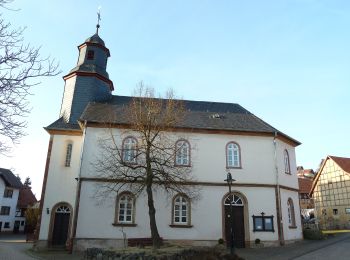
[51,205,71,246]
[224,194,245,248]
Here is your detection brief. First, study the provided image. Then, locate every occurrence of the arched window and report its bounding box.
[116,192,135,224]
[224,194,244,206]
[284,150,290,174]
[287,198,296,227]
[175,140,190,166]
[172,195,190,225]
[65,143,73,167]
[56,205,71,213]
[122,137,137,163]
[226,142,241,168]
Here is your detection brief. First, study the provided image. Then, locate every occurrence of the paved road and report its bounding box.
[294,235,350,260]
[0,234,37,260]
[1,233,350,260]
[237,233,350,260]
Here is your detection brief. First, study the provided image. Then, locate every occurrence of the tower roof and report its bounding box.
[85,33,105,46]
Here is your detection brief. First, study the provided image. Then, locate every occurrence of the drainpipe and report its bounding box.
[70,120,87,253]
[274,132,285,245]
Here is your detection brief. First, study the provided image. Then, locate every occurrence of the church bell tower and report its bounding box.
[59,18,113,124]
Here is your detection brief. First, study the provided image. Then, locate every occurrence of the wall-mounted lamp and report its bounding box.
[46,208,50,214]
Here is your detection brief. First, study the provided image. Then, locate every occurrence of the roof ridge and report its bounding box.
[113,94,242,106]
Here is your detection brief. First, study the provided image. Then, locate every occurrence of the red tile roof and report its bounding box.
[298,178,313,194]
[17,187,37,208]
[310,155,350,195]
[329,156,350,174]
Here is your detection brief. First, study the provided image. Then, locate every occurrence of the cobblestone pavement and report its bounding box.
[236,233,350,260]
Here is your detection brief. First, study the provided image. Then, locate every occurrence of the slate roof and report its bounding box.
[17,187,37,208]
[0,168,23,189]
[78,95,300,145]
[68,63,110,79]
[45,117,81,131]
[85,33,105,46]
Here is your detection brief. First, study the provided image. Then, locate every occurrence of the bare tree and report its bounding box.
[0,0,59,154]
[94,84,199,248]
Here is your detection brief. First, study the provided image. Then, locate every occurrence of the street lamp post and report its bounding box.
[225,172,236,255]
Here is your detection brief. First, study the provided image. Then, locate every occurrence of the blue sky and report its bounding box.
[1,0,350,197]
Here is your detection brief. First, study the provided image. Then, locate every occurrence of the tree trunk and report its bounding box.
[146,182,162,249]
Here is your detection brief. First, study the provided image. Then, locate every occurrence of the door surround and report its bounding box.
[221,191,250,247]
[48,202,73,248]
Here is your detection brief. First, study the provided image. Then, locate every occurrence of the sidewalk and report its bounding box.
[236,233,350,260]
[0,234,36,260]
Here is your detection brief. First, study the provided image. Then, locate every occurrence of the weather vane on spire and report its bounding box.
[96,6,101,34]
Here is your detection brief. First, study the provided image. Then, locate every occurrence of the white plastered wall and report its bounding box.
[0,178,19,232]
[275,139,299,190]
[76,126,301,243]
[81,127,282,185]
[280,189,303,240]
[76,181,279,242]
[39,134,82,240]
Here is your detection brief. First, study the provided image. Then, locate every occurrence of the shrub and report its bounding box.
[303,229,326,240]
[218,238,224,245]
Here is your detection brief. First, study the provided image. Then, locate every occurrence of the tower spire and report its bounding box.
[96,6,101,34]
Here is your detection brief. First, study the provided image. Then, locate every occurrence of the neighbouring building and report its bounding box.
[310,156,350,229]
[297,167,315,219]
[16,186,38,233]
[36,25,303,251]
[0,168,23,232]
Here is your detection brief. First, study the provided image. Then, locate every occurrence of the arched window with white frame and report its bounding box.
[287,198,296,227]
[175,140,190,166]
[116,192,135,224]
[226,142,241,168]
[122,137,137,163]
[172,194,190,225]
[284,150,290,174]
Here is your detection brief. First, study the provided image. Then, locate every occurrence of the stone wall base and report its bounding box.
[74,238,125,252]
[249,238,302,248]
[35,237,303,252]
[164,239,217,247]
[33,240,48,251]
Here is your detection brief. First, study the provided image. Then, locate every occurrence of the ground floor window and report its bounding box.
[4,222,10,228]
[116,192,135,224]
[173,195,190,225]
[252,214,274,232]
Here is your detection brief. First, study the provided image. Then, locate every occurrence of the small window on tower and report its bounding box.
[65,143,73,167]
[87,50,94,60]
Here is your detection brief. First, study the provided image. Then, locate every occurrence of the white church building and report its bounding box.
[36,27,303,251]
